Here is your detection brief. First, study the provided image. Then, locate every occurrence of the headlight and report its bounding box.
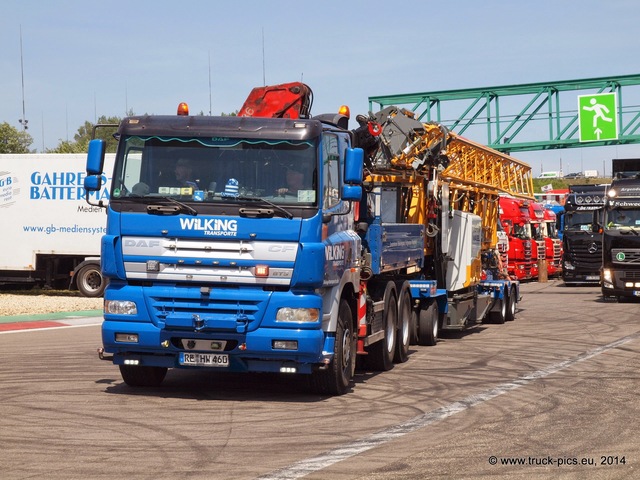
[104,300,138,315]
[602,269,612,282]
[276,307,319,323]
[563,260,575,270]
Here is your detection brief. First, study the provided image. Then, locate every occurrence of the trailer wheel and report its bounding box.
[505,287,517,321]
[75,263,105,297]
[119,365,167,387]
[418,302,439,346]
[489,297,507,324]
[409,310,419,345]
[394,281,412,363]
[309,299,356,395]
[367,283,397,371]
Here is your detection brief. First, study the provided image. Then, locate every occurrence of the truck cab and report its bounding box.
[542,207,563,277]
[562,185,608,285]
[601,178,640,299]
[499,196,533,281]
[85,109,367,394]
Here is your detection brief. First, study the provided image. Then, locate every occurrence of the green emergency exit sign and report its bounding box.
[578,92,618,142]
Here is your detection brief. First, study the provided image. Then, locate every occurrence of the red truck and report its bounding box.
[499,196,534,281]
[543,207,563,277]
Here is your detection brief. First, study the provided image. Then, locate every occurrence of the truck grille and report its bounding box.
[611,248,640,265]
[147,288,270,332]
[569,241,602,269]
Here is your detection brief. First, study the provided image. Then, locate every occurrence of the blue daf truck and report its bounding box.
[86,85,521,394]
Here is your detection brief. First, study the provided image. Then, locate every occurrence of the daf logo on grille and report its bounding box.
[588,243,598,254]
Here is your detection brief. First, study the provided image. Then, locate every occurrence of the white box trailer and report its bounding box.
[0,153,114,296]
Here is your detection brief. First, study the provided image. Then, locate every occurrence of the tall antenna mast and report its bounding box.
[208,51,212,115]
[262,28,266,86]
[18,25,28,131]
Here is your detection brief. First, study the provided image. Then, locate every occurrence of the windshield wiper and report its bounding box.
[141,195,198,216]
[232,195,294,219]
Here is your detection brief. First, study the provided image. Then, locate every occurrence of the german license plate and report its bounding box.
[585,275,600,281]
[179,352,229,367]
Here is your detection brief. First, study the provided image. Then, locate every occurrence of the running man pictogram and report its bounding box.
[582,98,613,128]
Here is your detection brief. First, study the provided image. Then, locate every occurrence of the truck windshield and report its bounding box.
[564,211,594,232]
[111,136,317,206]
[512,223,532,240]
[605,207,640,230]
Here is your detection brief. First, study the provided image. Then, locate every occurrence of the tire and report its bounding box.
[367,283,397,371]
[119,365,168,387]
[394,282,411,363]
[409,310,419,346]
[75,263,106,297]
[309,299,356,395]
[418,302,439,346]
[505,286,516,321]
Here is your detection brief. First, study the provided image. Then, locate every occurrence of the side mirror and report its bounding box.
[85,139,107,206]
[344,147,363,184]
[86,139,106,175]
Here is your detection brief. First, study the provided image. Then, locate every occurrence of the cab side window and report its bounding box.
[323,134,340,209]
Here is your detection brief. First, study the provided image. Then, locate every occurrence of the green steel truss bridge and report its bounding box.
[368,74,640,154]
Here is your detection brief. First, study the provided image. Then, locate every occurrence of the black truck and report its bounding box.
[562,184,609,285]
[600,176,640,300]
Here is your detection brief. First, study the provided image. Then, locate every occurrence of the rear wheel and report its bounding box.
[394,282,412,363]
[505,287,517,321]
[367,283,397,371]
[418,302,439,346]
[409,310,419,345]
[309,299,356,395]
[119,365,167,387]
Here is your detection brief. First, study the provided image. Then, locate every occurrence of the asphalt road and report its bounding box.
[1,279,638,480]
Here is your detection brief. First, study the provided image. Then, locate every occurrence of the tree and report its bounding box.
[0,122,34,153]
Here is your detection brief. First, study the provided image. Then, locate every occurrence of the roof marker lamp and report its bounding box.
[177,102,189,116]
[338,105,350,118]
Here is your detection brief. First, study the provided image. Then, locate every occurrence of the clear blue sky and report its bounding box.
[2,0,639,175]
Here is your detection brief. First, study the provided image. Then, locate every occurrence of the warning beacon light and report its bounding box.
[338,105,350,119]
[177,102,189,116]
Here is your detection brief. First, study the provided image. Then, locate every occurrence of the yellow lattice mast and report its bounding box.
[361,107,534,252]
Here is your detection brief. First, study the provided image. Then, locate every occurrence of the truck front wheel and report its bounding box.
[309,299,356,395]
[119,365,168,387]
[75,263,106,297]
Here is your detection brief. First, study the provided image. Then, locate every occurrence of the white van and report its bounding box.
[537,171,560,179]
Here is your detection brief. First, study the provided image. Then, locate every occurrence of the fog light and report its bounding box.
[255,264,269,277]
[115,333,139,343]
[124,359,140,365]
[146,260,160,272]
[272,340,298,350]
[280,366,297,373]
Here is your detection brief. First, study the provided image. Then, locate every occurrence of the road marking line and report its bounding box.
[258,332,640,480]
[0,322,102,335]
